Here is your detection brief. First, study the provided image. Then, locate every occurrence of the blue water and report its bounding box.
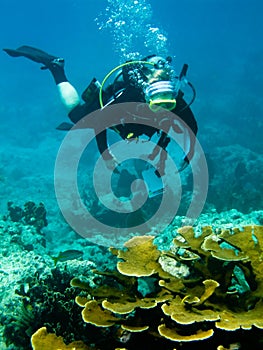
[0,0,262,215]
[0,2,263,349]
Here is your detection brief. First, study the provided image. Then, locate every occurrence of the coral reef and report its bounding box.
[1,212,263,349]
[31,327,90,350]
[6,201,48,232]
[2,264,89,349]
[0,210,114,349]
[70,225,263,349]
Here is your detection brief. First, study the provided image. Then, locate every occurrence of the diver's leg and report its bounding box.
[36,54,81,113]
[3,45,80,113]
[50,62,80,113]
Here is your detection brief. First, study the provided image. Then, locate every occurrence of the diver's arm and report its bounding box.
[175,98,198,163]
[176,97,198,136]
[96,131,108,157]
[96,130,119,170]
[147,132,170,176]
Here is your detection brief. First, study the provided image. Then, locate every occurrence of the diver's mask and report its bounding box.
[144,80,177,112]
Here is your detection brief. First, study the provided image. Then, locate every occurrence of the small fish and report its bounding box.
[52,249,84,265]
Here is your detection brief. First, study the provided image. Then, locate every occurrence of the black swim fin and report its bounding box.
[3,45,62,69]
[56,122,74,131]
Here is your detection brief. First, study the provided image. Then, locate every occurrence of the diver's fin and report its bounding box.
[56,122,74,131]
[3,45,63,69]
[175,158,189,173]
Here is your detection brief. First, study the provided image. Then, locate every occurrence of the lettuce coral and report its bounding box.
[31,327,90,350]
[71,225,263,347]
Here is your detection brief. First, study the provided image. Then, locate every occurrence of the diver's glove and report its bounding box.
[104,158,120,173]
[102,150,120,173]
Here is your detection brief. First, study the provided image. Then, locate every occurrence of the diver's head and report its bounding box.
[100,55,193,111]
[141,55,172,82]
[140,55,177,112]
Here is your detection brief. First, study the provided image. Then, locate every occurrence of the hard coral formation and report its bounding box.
[6,201,48,232]
[1,211,114,350]
[5,223,260,349]
[158,324,214,342]
[82,300,122,326]
[31,327,90,350]
[71,225,263,348]
[2,265,87,349]
[115,235,162,277]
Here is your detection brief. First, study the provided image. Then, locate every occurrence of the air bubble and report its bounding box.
[95,0,169,61]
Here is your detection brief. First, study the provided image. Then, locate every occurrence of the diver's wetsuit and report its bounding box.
[68,80,198,166]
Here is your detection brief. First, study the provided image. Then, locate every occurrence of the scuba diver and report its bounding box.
[3,45,198,178]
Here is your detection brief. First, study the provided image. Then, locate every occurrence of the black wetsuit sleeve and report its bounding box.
[157,131,170,149]
[67,98,113,158]
[175,97,198,136]
[96,130,108,157]
[175,97,198,162]
[68,100,100,124]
